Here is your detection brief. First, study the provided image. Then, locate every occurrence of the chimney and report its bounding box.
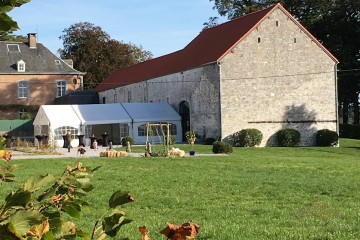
[28,33,37,48]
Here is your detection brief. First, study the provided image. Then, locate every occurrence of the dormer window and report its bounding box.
[7,44,20,53]
[17,60,26,72]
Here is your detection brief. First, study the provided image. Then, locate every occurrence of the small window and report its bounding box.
[56,80,67,98]
[7,44,20,53]
[18,80,29,98]
[128,91,132,103]
[55,60,63,68]
[19,108,28,119]
[114,94,117,102]
[102,97,106,104]
[258,37,261,43]
[294,38,297,43]
[17,60,26,72]
[276,21,279,26]
[54,126,79,140]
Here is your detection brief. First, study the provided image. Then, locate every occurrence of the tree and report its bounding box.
[203,17,219,30]
[0,31,27,41]
[0,0,31,31]
[210,0,360,123]
[59,22,152,90]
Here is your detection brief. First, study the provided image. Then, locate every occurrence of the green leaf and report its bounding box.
[61,202,81,218]
[47,217,62,238]
[4,189,32,210]
[102,210,132,237]
[23,174,54,192]
[0,13,19,31]
[42,230,55,240]
[8,209,45,236]
[108,190,134,208]
[36,187,57,202]
[79,181,94,192]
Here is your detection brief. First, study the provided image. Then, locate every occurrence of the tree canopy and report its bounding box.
[0,0,30,31]
[59,22,153,90]
[210,0,360,123]
[0,31,27,41]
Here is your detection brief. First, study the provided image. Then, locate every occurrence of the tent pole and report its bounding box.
[146,123,149,145]
[167,122,170,153]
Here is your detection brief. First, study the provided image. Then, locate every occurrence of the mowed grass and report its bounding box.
[2,139,360,239]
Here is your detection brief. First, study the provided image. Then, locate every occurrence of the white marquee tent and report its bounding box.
[33,103,182,146]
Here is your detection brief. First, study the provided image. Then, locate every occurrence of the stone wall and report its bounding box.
[98,64,222,140]
[98,8,338,146]
[219,8,337,146]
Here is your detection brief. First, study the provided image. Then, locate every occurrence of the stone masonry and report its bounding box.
[98,7,338,146]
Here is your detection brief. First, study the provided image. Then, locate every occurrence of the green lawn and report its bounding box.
[2,139,360,239]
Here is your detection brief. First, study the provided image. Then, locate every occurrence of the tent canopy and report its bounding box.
[34,105,81,127]
[34,103,181,127]
[122,103,181,122]
[72,104,132,125]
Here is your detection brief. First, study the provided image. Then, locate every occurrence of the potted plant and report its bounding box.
[186,130,197,156]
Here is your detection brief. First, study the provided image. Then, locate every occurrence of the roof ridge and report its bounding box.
[202,3,279,32]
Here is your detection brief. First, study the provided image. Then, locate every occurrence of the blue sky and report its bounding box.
[9,0,227,57]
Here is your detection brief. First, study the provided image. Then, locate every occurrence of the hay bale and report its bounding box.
[168,147,185,158]
[100,150,128,158]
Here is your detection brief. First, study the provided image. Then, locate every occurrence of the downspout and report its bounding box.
[335,62,339,144]
[217,60,222,140]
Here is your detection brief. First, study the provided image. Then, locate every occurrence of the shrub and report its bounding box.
[212,141,233,154]
[316,129,339,146]
[121,136,134,147]
[233,129,263,147]
[0,136,5,150]
[204,137,216,145]
[276,128,300,147]
[339,124,360,139]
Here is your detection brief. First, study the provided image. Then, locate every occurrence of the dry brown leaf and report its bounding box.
[160,221,200,240]
[51,194,62,203]
[27,219,50,238]
[139,226,151,240]
[0,150,12,161]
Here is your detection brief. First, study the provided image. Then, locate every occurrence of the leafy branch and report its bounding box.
[0,161,134,239]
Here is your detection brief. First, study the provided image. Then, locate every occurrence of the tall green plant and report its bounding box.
[0,162,134,239]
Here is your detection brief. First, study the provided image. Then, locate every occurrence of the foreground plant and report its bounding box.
[0,162,134,239]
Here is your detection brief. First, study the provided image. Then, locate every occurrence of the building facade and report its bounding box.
[0,33,85,119]
[96,4,338,146]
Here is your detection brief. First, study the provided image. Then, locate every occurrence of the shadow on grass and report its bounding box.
[306,147,360,157]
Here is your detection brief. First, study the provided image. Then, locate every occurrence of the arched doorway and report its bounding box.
[179,101,190,141]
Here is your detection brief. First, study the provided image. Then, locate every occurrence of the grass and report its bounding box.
[2,139,360,239]
[117,142,215,154]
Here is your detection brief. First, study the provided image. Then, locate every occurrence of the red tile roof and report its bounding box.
[96,3,338,92]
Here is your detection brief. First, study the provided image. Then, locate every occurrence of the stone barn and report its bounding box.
[95,3,338,146]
